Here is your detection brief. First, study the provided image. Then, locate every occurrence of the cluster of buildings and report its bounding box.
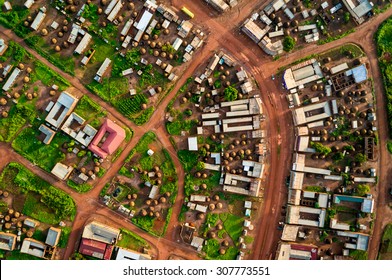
[39,91,125,180]
[78,221,151,260]
[0,218,62,260]
[241,0,374,56]
[276,56,376,259]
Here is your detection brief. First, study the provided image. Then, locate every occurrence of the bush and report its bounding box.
[224,86,238,101]
[283,36,296,52]
[310,142,331,155]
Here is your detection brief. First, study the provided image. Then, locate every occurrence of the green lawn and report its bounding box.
[67,180,93,193]
[220,213,244,243]
[0,162,76,221]
[74,95,106,121]
[58,227,72,248]
[12,124,69,172]
[203,239,239,260]
[379,223,392,259]
[23,193,60,224]
[30,61,70,91]
[116,229,150,251]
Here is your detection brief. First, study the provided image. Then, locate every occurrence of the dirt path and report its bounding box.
[1,1,391,260]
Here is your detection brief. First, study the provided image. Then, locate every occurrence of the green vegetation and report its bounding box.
[376,18,392,138]
[0,162,76,221]
[166,119,197,135]
[224,86,238,101]
[203,239,239,260]
[387,141,392,154]
[349,250,368,260]
[67,180,93,193]
[184,171,221,196]
[0,103,36,142]
[23,193,60,224]
[220,213,244,243]
[354,153,367,163]
[74,95,105,121]
[30,61,70,91]
[283,36,296,52]
[344,12,351,24]
[305,186,325,192]
[355,184,370,197]
[116,229,150,251]
[206,213,219,227]
[310,142,332,155]
[118,94,148,118]
[177,150,199,173]
[379,224,392,259]
[12,123,68,171]
[58,227,72,248]
[132,107,154,126]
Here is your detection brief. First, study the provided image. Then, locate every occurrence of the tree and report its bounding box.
[283,36,296,52]
[332,152,344,162]
[344,12,351,23]
[356,184,370,196]
[355,153,367,163]
[184,109,193,117]
[310,142,332,155]
[224,86,238,101]
[196,161,205,171]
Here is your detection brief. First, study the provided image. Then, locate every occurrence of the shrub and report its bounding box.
[224,86,238,101]
[283,36,296,52]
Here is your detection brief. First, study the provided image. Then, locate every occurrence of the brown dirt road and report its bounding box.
[1,0,391,260]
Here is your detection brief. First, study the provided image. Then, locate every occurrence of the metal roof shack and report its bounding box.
[289,171,304,190]
[2,68,21,92]
[115,247,151,260]
[187,137,198,151]
[61,113,97,146]
[0,38,8,56]
[342,0,373,24]
[276,242,318,260]
[39,124,56,144]
[135,9,154,32]
[0,232,17,251]
[74,33,92,54]
[283,59,323,90]
[178,21,193,38]
[45,91,79,128]
[79,238,114,259]
[330,62,349,74]
[241,18,268,43]
[51,162,74,180]
[94,58,112,83]
[31,10,46,31]
[205,0,230,13]
[292,101,332,126]
[258,36,283,56]
[82,221,120,244]
[21,238,48,259]
[45,227,61,247]
[336,231,370,251]
[281,225,299,242]
[223,173,261,197]
[333,194,374,213]
[107,0,123,22]
[88,119,126,159]
[24,0,35,8]
[286,205,326,228]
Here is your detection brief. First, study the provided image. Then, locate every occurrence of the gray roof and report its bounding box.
[82,221,120,244]
[45,227,61,247]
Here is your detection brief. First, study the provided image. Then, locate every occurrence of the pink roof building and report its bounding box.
[79,238,114,260]
[88,119,125,159]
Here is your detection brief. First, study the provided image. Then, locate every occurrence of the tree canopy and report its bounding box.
[283,36,296,52]
[224,86,238,101]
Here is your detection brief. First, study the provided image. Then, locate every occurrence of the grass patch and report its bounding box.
[117,229,150,251]
[177,150,199,173]
[203,239,239,260]
[349,250,368,260]
[220,213,244,243]
[0,103,36,142]
[0,162,76,221]
[23,193,60,224]
[12,124,68,172]
[67,180,93,193]
[30,60,70,91]
[74,95,104,120]
[58,227,72,248]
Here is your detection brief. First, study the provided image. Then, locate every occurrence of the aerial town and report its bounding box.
[0,0,392,262]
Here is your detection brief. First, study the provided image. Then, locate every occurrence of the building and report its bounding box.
[242,160,264,178]
[258,36,283,56]
[51,162,74,180]
[336,231,370,251]
[286,205,326,228]
[281,225,299,242]
[107,0,123,22]
[292,153,332,175]
[45,91,78,128]
[342,0,373,24]
[88,119,125,159]
[283,59,324,90]
[178,21,193,38]
[333,194,374,213]
[74,33,92,54]
[115,247,151,260]
[135,9,154,32]
[82,221,120,244]
[79,238,114,260]
[39,124,56,144]
[331,64,368,91]
[0,38,8,56]
[2,68,21,92]
[0,232,17,251]
[205,0,230,13]
[31,10,46,31]
[61,112,97,147]
[24,218,39,228]
[292,101,332,126]
[223,173,261,197]
[94,58,112,83]
[276,242,318,260]
[45,227,61,247]
[24,0,35,9]
[20,238,48,259]
[241,18,268,43]
[187,137,198,151]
